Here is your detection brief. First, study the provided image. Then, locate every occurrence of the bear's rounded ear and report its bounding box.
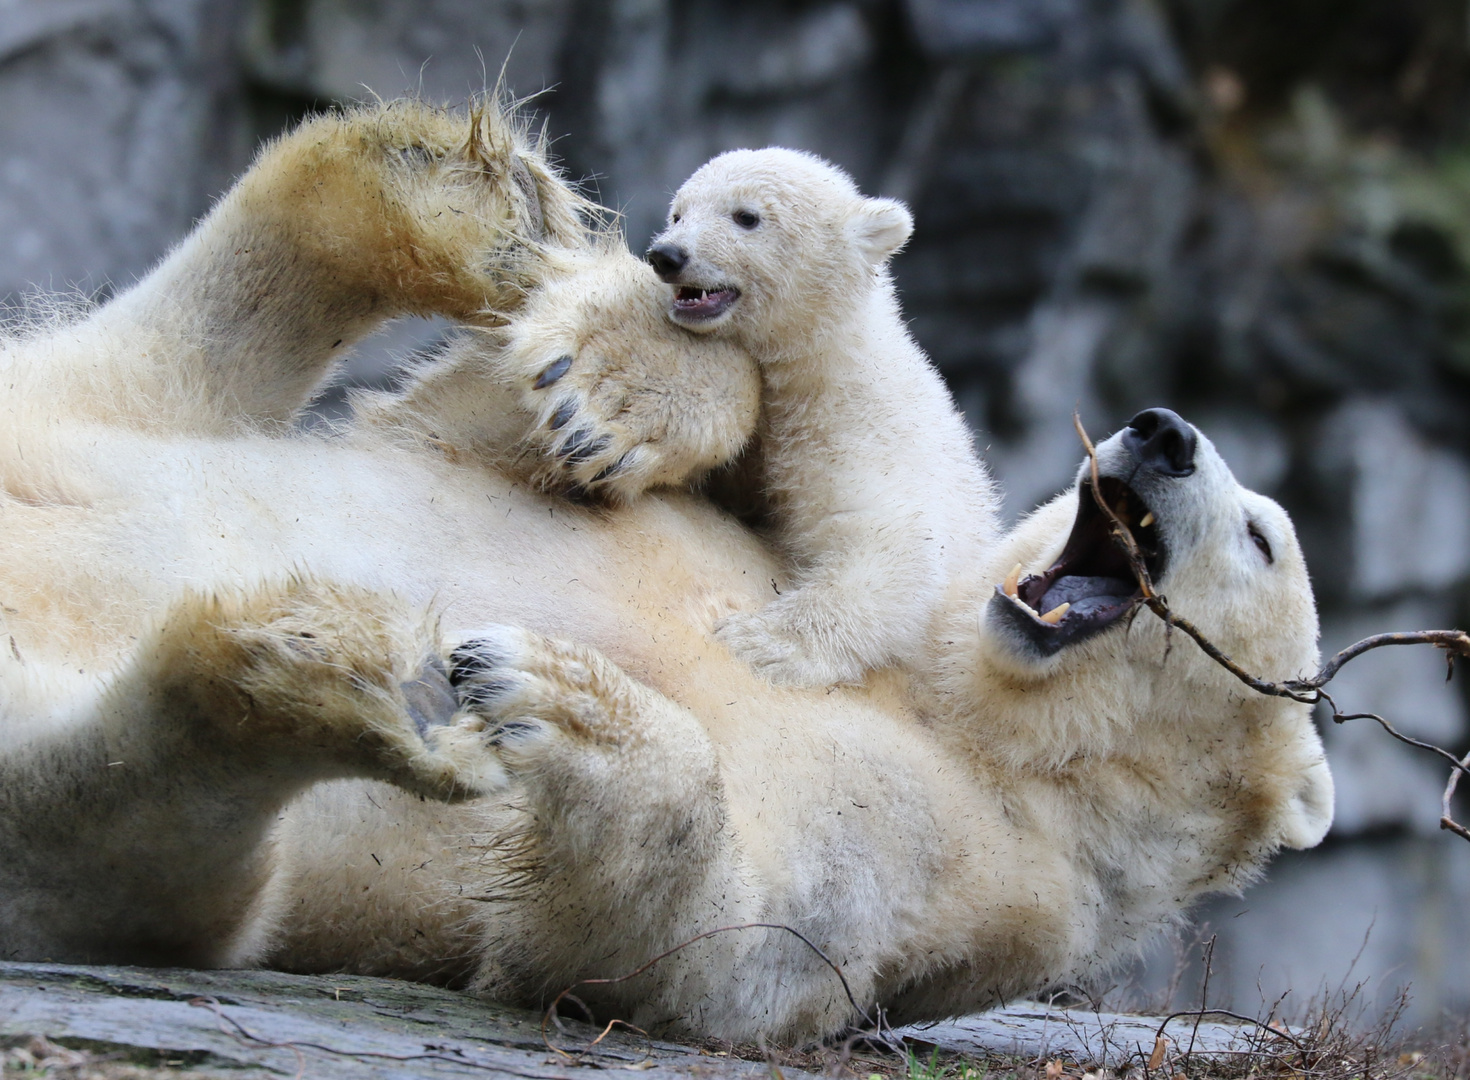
[847,197,914,267]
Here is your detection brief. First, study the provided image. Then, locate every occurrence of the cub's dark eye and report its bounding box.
[1248,522,1273,564]
[671,213,681,224]
[733,209,760,229]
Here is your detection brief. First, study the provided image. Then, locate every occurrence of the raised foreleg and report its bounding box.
[0,579,498,966]
[14,98,594,433]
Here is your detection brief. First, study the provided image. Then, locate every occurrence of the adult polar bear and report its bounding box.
[0,99,1332,1043]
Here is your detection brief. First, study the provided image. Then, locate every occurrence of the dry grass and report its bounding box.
[688,989,1469,1080]
[7,998,1467,1080]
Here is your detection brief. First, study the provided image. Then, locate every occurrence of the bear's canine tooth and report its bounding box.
[1003,563,1022,599]
[1039,602,1070,625]
[1139,511,1155,528]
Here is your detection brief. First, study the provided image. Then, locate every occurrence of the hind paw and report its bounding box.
[447,626,643,772]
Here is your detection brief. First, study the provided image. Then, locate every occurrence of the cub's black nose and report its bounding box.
[645,241,688,281]
[1124,408,1197,477]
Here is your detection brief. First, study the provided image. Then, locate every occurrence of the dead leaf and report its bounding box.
[1149,1036,1168,1071]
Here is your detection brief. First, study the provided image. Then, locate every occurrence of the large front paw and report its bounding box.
[521,363,685,503]
[713,603,867,688]
[247,100,592,322]
[502,252,760,502]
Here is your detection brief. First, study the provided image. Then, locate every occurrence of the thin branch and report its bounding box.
[1307,630,1470,689]
[1444,751,1470,842]
[1152,1008,1312,1056]
[541,922,873,1059]
[1074,412,1157,602]
[1073,412,1470,842]
[1186,936,1216,1060]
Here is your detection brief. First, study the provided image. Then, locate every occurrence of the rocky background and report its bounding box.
[1,0,1467,1029]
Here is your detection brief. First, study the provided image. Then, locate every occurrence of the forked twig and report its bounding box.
[1073,412,1470,842]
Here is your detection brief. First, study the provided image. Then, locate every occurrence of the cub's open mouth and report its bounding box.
[993,477,1165,655]
[672,285,740,322]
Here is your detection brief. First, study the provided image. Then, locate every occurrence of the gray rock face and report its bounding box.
[0,0,246,307]
[242,0,572,106]
[1159,836,1470,1026]
[1327,400,1470,601]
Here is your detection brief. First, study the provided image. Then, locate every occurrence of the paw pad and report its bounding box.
[399,655,459,735]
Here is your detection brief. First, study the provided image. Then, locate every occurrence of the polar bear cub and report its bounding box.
[646,148,996,686]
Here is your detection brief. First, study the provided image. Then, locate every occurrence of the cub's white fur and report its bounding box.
[648,149,995,686]
[0,100,1331,1044]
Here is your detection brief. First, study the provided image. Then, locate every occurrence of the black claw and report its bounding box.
[449,639,504,684]
[549,400,576,431]
[487,719,539,746]
[591,452,634,484]
[458,678,514,708]
[566,434,611,466]
[557,427,593,460]
[534,355,573,390]
[449,640,520,709]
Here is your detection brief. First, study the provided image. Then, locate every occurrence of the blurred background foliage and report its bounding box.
[0,0,1468,1028]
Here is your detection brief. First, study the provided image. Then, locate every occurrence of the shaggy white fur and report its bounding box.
[0,100,1331,1043]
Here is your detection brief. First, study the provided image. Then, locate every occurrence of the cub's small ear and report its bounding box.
[847,197,913,267]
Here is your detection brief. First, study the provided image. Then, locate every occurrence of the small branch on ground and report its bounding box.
[541,921,888,1060]
[1074,412,1470,843]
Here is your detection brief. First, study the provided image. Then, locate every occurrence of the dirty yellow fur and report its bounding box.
[0,99,1331,1044]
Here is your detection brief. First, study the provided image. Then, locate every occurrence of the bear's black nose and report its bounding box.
[1123,408,1197,477]
[646,241,688,281]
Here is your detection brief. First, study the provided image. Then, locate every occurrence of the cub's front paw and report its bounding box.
[713,603,866,688]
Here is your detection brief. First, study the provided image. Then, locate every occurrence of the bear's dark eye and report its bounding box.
[733,209,760,229]
[1248,522,1273,564]
[671,213,681,224]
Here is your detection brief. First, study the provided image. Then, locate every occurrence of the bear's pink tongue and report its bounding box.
[673,286,738,319]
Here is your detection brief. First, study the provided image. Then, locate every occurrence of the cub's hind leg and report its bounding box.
[0,578,500,966]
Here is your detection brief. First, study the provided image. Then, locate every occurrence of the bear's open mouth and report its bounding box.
[672,285,740,322]
[992,477,1166,655]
